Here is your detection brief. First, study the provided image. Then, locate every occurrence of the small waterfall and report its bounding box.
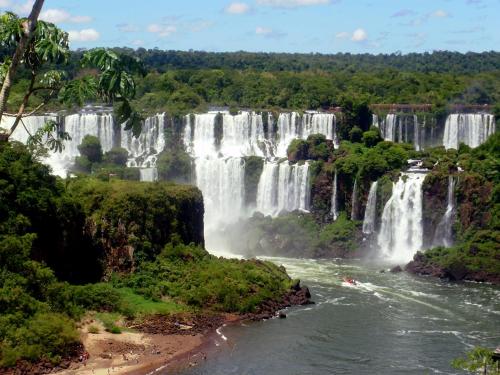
[443,113,496,149]
[432,176,456,247]
[275,112,337,157]
[139,167,158,182]
[330,171,338,220]
[64,113,115,157]
[256,161,310,216]
[220,112,266,157]
[362,181,378,234]
[350,179,358,220]
[382,114,397,141]
[372,114,379,128]
[122,114,165,167]
[377,173,425,263]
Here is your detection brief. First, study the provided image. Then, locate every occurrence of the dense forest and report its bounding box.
[3,48,500,118]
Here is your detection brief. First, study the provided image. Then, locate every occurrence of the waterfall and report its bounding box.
[362,181,378,234]
[139,167,158,182]
[330,171,338,220]
[372,114,379,128]
[443,113,496,149]
[122,114,165,167]
[377,173,425,263]
[350,179,359,220]
[220,112,267,157]
[1,113,115,177]
[275,112,337,157]
[432,176,456,247]
[382,114,397,141]
[195,156,245,231]
[256,161,310,216]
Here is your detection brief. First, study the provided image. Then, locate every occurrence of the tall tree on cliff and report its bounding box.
[0,1,144,147]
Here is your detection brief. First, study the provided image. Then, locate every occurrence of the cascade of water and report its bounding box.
[330,171,338,220]
[350,179,359,220]
[413,115,421,151]
[443,114,496,149]
[432,176,456,247]
[220,111,267,157]
[139,167,158,182]
[381,114,396,141]
[196,156,245,231]
[377,173,425,263]
[275,112,337,157]
[372,114,379,128]
[276,112,299,157]
[1,113,116,176]
[122,114,165,167]
[362,181,378,234]
[256,161,310,216]
[64,113,115,158]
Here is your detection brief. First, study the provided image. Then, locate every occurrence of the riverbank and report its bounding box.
[41,283,313,375]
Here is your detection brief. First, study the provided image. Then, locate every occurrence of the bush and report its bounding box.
[77,135,102,163]
[349,126,363,143]
[156,149,192,183]
[103,147,129,167]
[0,312,79,367]
[362,129,382,147]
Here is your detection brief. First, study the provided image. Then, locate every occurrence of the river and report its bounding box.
[177,257,500,375]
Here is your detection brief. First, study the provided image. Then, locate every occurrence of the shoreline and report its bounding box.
[47,285,313,375]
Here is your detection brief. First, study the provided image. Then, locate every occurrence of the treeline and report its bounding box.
[106,49,500,75]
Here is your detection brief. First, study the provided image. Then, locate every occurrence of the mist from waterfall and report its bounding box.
[432,176,456,248]
[377,173,425,263]
[362,181,378,234]
[443,113,496,149]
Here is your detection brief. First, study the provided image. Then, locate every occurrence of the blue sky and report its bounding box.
[1,0,499,53]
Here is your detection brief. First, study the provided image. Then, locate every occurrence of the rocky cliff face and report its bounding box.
[67,179,204,280]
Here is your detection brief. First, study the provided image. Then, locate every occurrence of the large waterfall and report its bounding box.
[362,181,378,234]
[432,176,456,248]
[377,173,425,263]
[256,161,310,216]
[443,113,496,149]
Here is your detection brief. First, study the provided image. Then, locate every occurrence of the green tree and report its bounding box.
[77,135,102,164]
[0,0,44,123]
[452,347,499,375]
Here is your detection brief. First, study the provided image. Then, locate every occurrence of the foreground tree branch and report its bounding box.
[0,0,45,123]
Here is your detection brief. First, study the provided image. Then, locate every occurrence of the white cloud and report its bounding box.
[256,26,273,35]
[351,28,367,42]
[431,9,449,18]
[0,0,12,8]
[68,28,100,42]
[117,23,139,32]
[147,23,177,37]
[225,2,250,14]
[40,9,92,24]
[256,0,330,8]
[131,39,144,46]
[0,0,35,15]
[335,31,350,39]
[336,28,368,42]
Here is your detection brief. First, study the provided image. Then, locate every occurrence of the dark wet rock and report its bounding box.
[390,265,403,273]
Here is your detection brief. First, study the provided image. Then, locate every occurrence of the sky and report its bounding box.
[1,0,499,54]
